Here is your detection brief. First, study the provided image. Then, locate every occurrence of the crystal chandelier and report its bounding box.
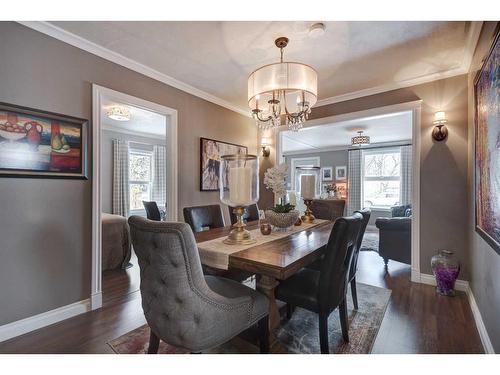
[351,131,370,146]
[247,37,318,132]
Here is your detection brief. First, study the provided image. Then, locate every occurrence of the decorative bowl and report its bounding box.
[264,209,300,230]
[0,129,26,141]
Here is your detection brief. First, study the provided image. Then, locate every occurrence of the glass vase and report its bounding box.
[431,250,460,296]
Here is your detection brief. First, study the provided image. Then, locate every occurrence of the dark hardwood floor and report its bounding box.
[0,248,484,353]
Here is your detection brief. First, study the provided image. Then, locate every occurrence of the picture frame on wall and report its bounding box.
[0,102,88,179]
[321,166,333,181]
[474,27,500,255]
[200,137,248,191]
[335,165,347,181]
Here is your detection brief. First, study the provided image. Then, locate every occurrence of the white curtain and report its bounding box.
[347,149,362,215]
[400,145,412,205]
[151,145,167,205]
[112,139,130,217]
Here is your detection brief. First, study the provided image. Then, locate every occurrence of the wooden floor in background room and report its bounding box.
[0,251,483,354]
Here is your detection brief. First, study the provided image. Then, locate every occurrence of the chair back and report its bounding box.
[183,204,224,232]
[128,217,208,348]
[228,204,259,225]
[318,213,362,312]
[311,199,345,221]
[142,201,161,221]
[349,208,371,280]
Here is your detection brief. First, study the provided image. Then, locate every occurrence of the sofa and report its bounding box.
[375,204,411,266]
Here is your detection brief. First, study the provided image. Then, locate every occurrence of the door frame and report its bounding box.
[91,84,178,310]
[275,100,422,281]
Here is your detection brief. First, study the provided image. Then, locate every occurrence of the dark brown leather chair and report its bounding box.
[376,217,411,266]
[276,213,363,353]
[310,199,346,221]
[348,208,371,310]
[143,201,161,221]
[183,204,224,232]
[228,204,259,225]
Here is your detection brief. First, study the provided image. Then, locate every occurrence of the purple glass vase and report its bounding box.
[431,250,460,296]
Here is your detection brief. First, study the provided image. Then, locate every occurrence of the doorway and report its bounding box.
[91,85,178,310]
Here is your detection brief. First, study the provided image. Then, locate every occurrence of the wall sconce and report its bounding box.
[261,137,271,157]
[432,111,448,141]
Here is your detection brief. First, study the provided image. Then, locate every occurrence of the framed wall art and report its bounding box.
[200,137,247,191]
[0,102,88,179]
[474,28,500,255]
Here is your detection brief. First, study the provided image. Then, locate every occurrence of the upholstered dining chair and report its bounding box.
[348,208,371,310]
[128,216,270,354]
[183,204,224,232]
[228,204,260,225]
[142,201,161,221]
[276,213,363,353]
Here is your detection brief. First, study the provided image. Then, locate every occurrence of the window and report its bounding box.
[129,150,153,211]
[362,149,401,209]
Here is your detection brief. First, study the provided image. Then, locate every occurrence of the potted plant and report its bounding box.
[325,183,339,198]
[263,164,300,230]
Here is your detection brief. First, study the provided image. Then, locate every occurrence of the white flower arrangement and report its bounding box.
[264,163,288,200]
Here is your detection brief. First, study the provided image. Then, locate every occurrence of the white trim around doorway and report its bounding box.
[275,100,422,279]
[91,85,178,310]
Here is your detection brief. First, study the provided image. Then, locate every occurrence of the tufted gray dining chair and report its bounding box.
[128,216,270,354]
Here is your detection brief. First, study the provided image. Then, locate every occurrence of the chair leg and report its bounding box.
[147,329,160,354]
[258,315,269,354]
[351,278,359,310]
[286,303,294,320]
[319,312,329,354]
[339,299,349,342]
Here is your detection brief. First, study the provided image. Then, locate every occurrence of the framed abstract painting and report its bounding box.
[200,137,247,191]
[0,102,88,179]
[474,28,500,255]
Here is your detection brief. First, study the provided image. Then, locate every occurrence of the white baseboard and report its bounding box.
[416,272,495,354]
[90,292,102,311]
[0,299,90,343]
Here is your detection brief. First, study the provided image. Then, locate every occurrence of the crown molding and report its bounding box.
[316,22,483,108]
[17,21,250,117]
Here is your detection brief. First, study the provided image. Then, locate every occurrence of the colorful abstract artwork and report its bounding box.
[0,103,87,178]
[200,137,247,191]
[474,30,500,254]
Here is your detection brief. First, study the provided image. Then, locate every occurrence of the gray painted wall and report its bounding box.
[467,21,500,352]
[101,129,166,214]
[0,22,256,326]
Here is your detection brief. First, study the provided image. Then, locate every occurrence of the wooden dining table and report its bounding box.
[194,219,335,342]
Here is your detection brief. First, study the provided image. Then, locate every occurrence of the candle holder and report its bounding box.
[301,199,315,223]
[220,154,259,245]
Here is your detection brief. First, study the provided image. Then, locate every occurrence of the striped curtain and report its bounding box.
[400,145,412,205]
[347,149,362,215]
[151,145,167,205]
[112,140,130,217]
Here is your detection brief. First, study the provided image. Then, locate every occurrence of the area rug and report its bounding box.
[108,283,391,354]
[360,231,379,252]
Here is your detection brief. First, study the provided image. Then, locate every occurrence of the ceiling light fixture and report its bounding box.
[309,23,326,38]
[107,106,131,121]
[351,131,370,147]
[248,37,318,132]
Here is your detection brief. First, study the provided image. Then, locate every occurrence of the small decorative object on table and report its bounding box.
[431,250,460,296]
[260,220,272,235]
[263,164,300,231]
[220,154,259,244]
[324,183,338,199]
[296,166,321,223]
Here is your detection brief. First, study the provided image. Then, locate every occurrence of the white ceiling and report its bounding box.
[44,21,477,114]
[282,111,412,154]
[101,98,166,136]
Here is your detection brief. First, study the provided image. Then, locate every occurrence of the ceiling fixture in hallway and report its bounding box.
[247,36,318,132]
[107,105,131,121]
[351,130,371,146]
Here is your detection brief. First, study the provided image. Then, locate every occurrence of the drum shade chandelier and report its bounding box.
[248,37,318,132]
[351,131,370,146]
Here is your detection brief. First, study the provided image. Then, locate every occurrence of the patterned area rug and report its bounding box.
[360,231,379,252]
[108,282,391,354]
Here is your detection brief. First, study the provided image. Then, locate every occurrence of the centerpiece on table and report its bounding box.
[325,183,339,198]
[263,164,300,231]
[220,154,259,245]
